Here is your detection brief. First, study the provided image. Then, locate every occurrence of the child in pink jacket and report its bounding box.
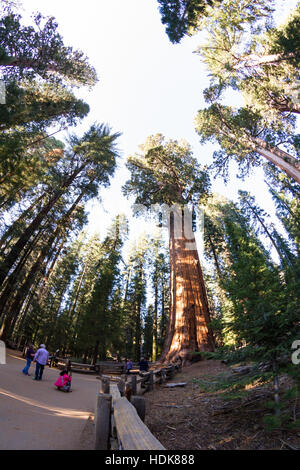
[54,369,72,392]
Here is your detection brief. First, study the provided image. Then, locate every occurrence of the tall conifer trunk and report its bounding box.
[160,210,214,365]
[123,134,214,365]
[0,162,86,289]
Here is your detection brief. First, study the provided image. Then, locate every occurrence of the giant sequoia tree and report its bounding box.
[123,134,214,364]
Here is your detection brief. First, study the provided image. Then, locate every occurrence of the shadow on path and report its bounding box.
[0,350,98,450]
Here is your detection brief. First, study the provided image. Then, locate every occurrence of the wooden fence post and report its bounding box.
[131,396,146,422]
[118,379,125,396]
[149,371,154,391]
[101,377,110,394]
[131,375,137,395]
[94,393,112,450]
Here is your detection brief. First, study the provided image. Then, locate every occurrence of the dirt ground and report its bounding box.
[0,349,98,450]
[144,359,300,450]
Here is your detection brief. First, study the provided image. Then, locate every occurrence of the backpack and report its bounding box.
[62,375,71,392]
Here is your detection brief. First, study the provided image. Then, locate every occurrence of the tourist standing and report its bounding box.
[33,344,49,381]
[22,344,35,376]
[138,357,149,372]
[126,359,133,375]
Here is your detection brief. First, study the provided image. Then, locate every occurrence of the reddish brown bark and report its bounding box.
[159,210,214,365]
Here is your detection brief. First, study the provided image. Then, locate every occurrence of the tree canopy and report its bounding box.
[157,0,222,43]
[0,11,97,87]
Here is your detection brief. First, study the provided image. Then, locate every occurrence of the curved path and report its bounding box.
[0,349,98,450]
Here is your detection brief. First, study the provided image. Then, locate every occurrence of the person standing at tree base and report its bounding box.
[22,344,35,376]
[33,344,49,381]
[126,359,133,375]
[138,357,149,373]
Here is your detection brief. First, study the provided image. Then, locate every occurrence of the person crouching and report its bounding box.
[54,369,72,392]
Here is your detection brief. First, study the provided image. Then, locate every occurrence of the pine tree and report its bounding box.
[203,194,299,422]
[123,235,149,361]
[148,234,170,361]
[74,216,128,362]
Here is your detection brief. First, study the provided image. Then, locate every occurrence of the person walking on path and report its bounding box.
[22,344,35,376]
[33,344,49,381]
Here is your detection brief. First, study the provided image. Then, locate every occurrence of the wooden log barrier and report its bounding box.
[113,397,165,450]
[68,361,94,369]
[131,375,137,395]
[148,371,154,391]
[109,383,121,450]
[110,383,121,403]
[93,361,182,450]
[131,396,146,422]
[165,365,175,379]
[94,393,112,450]
[118,379,125,396]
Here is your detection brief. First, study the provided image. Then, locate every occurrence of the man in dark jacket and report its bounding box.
[138,357,149,372]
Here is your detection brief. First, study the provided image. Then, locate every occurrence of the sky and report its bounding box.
[20,0,299,262]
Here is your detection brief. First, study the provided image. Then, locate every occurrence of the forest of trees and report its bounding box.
[0,0,299,427]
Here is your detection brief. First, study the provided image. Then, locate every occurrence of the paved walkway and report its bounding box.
[0,349,99,450]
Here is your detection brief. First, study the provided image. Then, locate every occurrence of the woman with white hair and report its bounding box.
[33,344,49,381]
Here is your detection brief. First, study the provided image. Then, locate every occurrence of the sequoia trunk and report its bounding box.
[160,209,214,365]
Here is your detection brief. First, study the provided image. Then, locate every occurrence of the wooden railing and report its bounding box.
[129,363,180,394]
[51,358,158,375]
[94,362,182,450]
[52,357,182,449]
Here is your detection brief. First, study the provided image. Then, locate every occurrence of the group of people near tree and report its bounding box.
[126,357,149,375]
[22,344,71,392]
[22,343,49,380]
